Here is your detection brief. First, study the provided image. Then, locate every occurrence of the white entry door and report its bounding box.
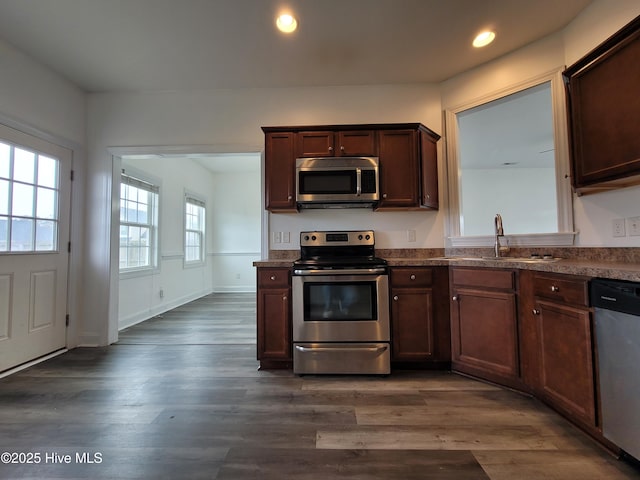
[0,123,71,373]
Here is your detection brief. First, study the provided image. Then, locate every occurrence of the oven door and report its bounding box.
[292,270,390,343]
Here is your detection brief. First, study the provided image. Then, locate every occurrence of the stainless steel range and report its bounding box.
[292,230,390,375]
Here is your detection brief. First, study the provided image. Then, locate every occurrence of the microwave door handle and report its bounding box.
[356,168,362,196]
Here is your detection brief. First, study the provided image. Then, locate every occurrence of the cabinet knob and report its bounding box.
[270,275,276,281]
[426,194,430,200]
[340,145,345,152]
[550,285,560,292]
[452,296,458,301]
[283,296,287,301]
[328,146,333,152]
[393,295,399,301]
[287,195,292,201]
[532,308,540,315]
[410,274,416,280]
[382,193,387,199]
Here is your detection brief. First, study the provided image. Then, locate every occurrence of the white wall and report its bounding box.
[210,167,262,293]
[0,37,86,348]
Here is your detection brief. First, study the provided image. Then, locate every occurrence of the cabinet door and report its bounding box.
[264,132,296,211]
[451,288,518,380]
[377,129,420,208]
[257,287,291,361]
[420,130,438,209]
[391,287,434,361]
[535,299,596,426]
[297,131,335,157]
[337,130,376,156]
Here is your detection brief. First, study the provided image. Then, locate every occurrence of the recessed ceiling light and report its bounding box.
[276,13,298,33]
[473,31,496,48]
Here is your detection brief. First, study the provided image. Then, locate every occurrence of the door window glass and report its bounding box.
[0,141,60,253]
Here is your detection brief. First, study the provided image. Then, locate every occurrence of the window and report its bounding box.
[184,195,205,265]
[0,141,60,253]
[119,172,159,271]
[444,70,574,247]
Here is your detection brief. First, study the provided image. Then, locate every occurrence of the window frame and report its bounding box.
[118,169,160,276]
[444,69,576,247]
[183,192,206,268]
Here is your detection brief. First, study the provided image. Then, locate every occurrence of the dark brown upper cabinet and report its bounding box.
[564,15,640,195]
[262,123,440,212]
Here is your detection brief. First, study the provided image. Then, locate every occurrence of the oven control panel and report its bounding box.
[300,230,374,247]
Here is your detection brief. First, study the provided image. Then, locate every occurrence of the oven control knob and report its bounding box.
[304,235,310,241]
[365,234,370,240]
[311,235,317,241]
[358,235,363,240]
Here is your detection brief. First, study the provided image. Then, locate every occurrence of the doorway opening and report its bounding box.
[112,150,262,341]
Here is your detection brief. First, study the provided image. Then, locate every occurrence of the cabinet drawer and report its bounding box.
[533,273,589,307]
[452,268,515,290]
[391,267,433,287]
[258,268,291,288]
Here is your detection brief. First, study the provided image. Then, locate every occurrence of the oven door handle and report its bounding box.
[295,345,388,354]
[293,267,387,276]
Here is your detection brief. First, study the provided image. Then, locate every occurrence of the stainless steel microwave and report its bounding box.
[295,156,379,208]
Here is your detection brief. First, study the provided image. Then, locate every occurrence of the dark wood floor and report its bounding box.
[1,293,639,479]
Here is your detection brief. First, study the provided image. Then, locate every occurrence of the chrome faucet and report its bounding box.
[494,213,505,257]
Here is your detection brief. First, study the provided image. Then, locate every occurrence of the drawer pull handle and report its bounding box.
[550,285,559,292]
[410,274,416,280]
[532,308,540,315]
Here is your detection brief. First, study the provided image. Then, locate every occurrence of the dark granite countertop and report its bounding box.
[254,247,640,282]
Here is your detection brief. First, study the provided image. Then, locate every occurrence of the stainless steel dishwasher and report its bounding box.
[591,278,640,461]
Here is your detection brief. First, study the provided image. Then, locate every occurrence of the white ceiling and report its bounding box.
[0,0,593,93]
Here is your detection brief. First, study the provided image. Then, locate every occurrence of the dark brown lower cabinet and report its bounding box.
[256,267,292,368]
[390,266,449,367]
[532,272,597,428]
[450,267,520,388]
